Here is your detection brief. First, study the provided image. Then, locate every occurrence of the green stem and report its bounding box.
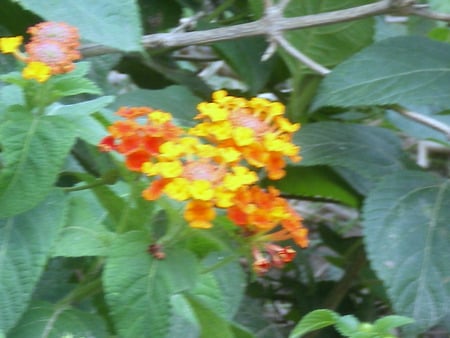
[322,241,366,310]
[63,177,112,192]
[206,0,235,21]
[57,278,103,307]
[157,196,186,246]
[116,173,142,234]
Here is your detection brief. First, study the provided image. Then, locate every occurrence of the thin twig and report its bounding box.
[80,0,398,57]
[393,107,450,140]
[408,6,450,22]
[273,34,331,75]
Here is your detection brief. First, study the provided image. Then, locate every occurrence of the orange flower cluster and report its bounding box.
[99,107,183,171]
[99,91,308,275]
[0,21,80,82]
[228,186,308,274]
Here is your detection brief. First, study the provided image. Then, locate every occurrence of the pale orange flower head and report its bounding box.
[26,39,80,74]
[27,22,80,49]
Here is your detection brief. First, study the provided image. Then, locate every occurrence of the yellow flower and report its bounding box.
[232,127,255,146]
[189,180,214,201]
[0,36,23,54]
[22,61,51,83]
[223,166,258,191]
[164,178,190,200]
[149,111,172,124]
[158,160,183,178]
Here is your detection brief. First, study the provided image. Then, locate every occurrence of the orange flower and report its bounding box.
[189,90,301,179]
[98,107,183,172]
[227,185,308,275]
[184,200,216,229]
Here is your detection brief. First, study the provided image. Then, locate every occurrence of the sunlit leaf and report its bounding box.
[289,309,339,338]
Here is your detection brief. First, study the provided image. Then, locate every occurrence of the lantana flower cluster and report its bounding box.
[99,91,309,275]
[0,21,80,82]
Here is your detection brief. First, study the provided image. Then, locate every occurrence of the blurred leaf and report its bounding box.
[289,309,339,338]
[201,253,246,319]
[47,62,102,100]
[373,315,414,333]
[313,37,450,110]
[335,315,360,336]
[52,192,115,257]
[8,301,108,338]
[185,294,242,338]
[429,0,450,14]
[111,86,202,127]
[168,294,200,338]
[293,122,405,188]
[213,36,275,94]
[428,27,450,43]
[104,231,199,338]
[47,96,114,143]
[0,190,68,334]
[0,111,77,218]
[363,171,450,332]
[15,0,142,52]
[264,166,361,207]
[282,0,374,72]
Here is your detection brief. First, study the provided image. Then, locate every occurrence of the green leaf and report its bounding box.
[111,85,202,127]
[0,190,68,333]
[15,0,142,52]
[0,112,77,218]
[0,84,24,108]
[8,301,108,338]
[293,122,405,188]
[50,72,102,98]
[363,171,450,332]
[52,192,115,257]
[103,231,199,338]
[169,294,200,338]
[213,36,275,94]
[47,96,114,143]
[200,253,246,319]
[313,37,450,109]
[185,294,236,338]
[335,315,360,336]
[373,315,414,333]
[264,166,361,207]
[288,309,339,338]
[282,0,374,71]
